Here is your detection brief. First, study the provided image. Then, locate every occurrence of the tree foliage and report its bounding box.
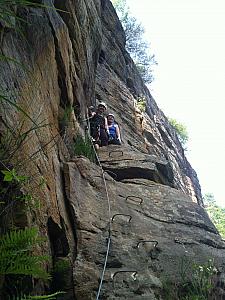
[112,0,157,84]
[204,193,225,238]
[168,118,189,147]
[203,193,216,205]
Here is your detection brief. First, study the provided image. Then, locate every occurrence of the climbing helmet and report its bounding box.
[107,113,115,119]
[98,102,107,109]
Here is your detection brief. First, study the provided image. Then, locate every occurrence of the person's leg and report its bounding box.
[94,143,100,150]
[100,129,109,146]
[115,138,121,145]
[90,125,100,142]
[93,139,100,150]
[110,138,121,145]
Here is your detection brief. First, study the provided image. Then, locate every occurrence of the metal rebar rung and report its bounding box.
[136,240,158,248]
[126,195,143,205]
[111,213,132,223]
[109,150,124,157]
[111,270,138,280]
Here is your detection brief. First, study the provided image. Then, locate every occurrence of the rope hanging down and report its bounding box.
[85,109,112,300]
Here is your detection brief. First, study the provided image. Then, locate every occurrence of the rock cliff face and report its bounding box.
[0,0,225,299]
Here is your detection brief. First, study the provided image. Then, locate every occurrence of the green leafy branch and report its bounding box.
[1,168,29,183]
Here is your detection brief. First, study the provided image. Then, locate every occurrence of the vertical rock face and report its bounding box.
[0,0,225,299]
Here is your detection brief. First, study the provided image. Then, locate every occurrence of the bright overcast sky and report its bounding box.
[126,0,225,206]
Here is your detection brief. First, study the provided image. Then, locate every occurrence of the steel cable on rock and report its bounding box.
[85,109,112,300]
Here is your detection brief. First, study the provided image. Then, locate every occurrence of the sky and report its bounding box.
[126,0,225,206]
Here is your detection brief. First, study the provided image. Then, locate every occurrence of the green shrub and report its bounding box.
[73,134,96,162]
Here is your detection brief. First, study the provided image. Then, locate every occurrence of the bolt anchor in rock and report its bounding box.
[108,150,124,157]
[111,270,138,280]
[111,213,132,223]
[126,195,143,205]
[136,240,158,248]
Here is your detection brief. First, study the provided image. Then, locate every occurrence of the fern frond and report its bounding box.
[0,227,39,250]
[0,228,49,279]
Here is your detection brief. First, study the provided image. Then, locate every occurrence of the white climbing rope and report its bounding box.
[96,235,111,300]
[85,108,112,300]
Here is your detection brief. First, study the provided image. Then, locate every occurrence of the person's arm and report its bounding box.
[88,106,95,118]
[105,117,109,134]
[116,125,121,141]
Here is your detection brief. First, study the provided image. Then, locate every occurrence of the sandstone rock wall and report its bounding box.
[0,0,224,299]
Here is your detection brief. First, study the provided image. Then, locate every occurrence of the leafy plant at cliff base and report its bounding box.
[0,227,49,279]
[204,193,225,238]
[163,258,218,300]
[0,227,65,299]
[73,134,96,162]
[0,168,65,299]
[0,101,61,298]
[168,117,189,148]
[0,137,62,298]
[111,0,157,84]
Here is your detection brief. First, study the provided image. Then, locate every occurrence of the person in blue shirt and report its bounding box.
[107,114,121,145]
